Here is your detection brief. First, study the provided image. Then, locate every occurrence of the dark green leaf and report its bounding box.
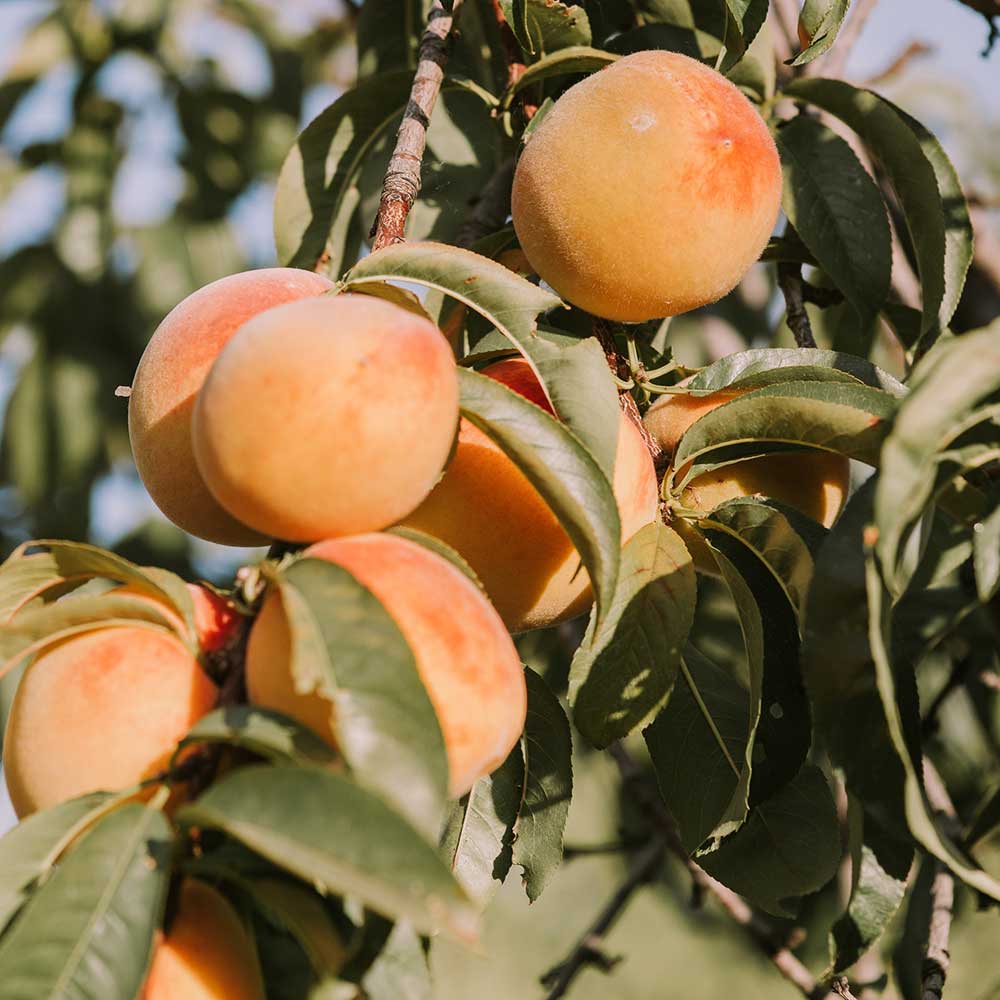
[177,765,477,938]
[175,706,339,768]
[440,745,525,905]
[277,558,448,838]
[513,668,573,901]
[0,803,171,1000]
[973,495,1000,602]
[569,522,696,747]
[644,645,750,853]
[608,23,723,61]
[501,0,592,53]
[500,47,616,110]
[791,0,851,65]
[699,764,840,917]
[777,115,891,318]
[718,0,768,71]
[687,347,906,397]
[866,551,1000,901]
[456,366,621,627]
[785,77,973,336]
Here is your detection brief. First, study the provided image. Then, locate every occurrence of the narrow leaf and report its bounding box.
[791,0,851,66]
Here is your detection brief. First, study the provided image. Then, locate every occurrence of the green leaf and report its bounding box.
[440,746,525,905]
[670,381,897,490]
[361,922,432,1000]
[687,347,906,397]
[356,0,420,76]
[699,765,841,917]
[512,668,573,901]
[456,366,621,627]
[500,47,616,110]
[175,706,339,768]
[608,23,723,61]
[696,498,823,618]
[875,323,1000,592]
[973,494,1000,602]
[276,558,448,839]
[644,645,750,853]
[177,765,477,939]
[865,550,1000,902]
[0,802,172,1000]
[386,527,486,591]
[717,0,768,71]
[0,793,112,932]
[709,539,809,808]
[776,115,891,319]
[501,0,592,54]
[569,522,696,747]
[828,802,912,974]
[791,0,851,65]
[784,77,973,336]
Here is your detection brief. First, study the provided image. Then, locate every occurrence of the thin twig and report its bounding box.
[541,837,666,998]
[922,759,959,1000]
[607,743,844,1000]
[778,261,818,347]
[370,0,463,251]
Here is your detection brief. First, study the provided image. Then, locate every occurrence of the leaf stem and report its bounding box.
[369,0,464,252]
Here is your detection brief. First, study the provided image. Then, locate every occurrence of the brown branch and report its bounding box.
[922,759,959,1000]
[370,0,463,252]
[607,743,845,1000]
[540,837,666,998]
[778,261,818,347]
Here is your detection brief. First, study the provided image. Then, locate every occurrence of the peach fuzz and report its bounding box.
[245,533,526,798]
[192,294,459,543]
[141,880,265,1000]
[128,268,333,546]
[511,50,782,322]
[2,626,218,818]
[644,385,851,532]
[400,357,659,632]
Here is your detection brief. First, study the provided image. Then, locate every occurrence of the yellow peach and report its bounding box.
[246,533,526,798]
[400,358,659,632]
[2,626,218,818]
[141,880,265,1000]
[192,294,459,543]
[511,51,782,321]
[129,268,333,545]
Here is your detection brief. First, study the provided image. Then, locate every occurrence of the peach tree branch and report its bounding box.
[370,0,463,252]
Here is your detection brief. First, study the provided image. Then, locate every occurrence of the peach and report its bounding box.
[400,358,660,632]
[511,51,782,321]
[644,386,851,539]
[142,880,265,1000]
[246,533,525,798]
[113,583,244,653]
[192,294,459,543]
[2,626,218,818]
[128,268,333,545]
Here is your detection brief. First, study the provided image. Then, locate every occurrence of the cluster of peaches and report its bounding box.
[1,52,850,998]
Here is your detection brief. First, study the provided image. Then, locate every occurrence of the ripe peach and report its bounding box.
[644,385,851,530]
[2,626,218,818]
[400,358,660,632]
[245,533,525,798]
[192,294,459,543]
[128,268,333,545]
[142,880,265,1000]
[511,51,782,321]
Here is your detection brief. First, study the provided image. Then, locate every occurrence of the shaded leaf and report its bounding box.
[777,115,891,318]
[440,745,525,905]
[785,77,973,336]
[501,0,592,54]
[177,765,477,938]
[500,47,616,110]
[699,764,840,917]
[569,522,696,747]
[791,0,851,65]
[644,645,750,853]
[513,668,573,901]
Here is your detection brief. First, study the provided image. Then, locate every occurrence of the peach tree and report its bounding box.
[0,1,998,998]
